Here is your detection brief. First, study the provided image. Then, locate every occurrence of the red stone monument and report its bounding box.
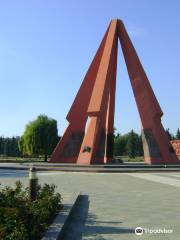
[171,140,180,157]
[50,19,179,165]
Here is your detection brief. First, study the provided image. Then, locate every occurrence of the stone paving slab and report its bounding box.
[0,171,179,239]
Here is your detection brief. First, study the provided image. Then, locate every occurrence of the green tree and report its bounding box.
[19,115,58,161]
[0,136,22,157]
[0,137,4,155]
[126,130,140,158]
[137,134,144,156]
[114,134,128,156]
[166,128,175,140]
[113,130,143,158]
[176,128,180,140]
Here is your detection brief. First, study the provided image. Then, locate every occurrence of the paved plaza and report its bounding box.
[0,170,180,239]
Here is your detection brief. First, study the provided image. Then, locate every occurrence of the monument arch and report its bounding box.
[50,19,179,165]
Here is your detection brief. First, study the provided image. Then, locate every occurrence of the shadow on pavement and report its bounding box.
[60,196,134,239]
[60,194,89,240]
[83,212,134,239]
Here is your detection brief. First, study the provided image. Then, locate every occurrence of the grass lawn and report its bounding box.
[114,155,144,162]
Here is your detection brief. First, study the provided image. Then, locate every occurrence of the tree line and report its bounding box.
[166,128,180,140]
[114,128,180,158]
[0,114,180,160]
[114,130,143,158]
[0,136,21,157]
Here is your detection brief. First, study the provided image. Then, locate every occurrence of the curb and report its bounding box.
[1,166,180,173]
[42,194,87,240]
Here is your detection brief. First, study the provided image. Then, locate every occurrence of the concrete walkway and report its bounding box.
[0,171,179,239]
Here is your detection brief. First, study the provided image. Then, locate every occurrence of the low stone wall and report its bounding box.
[42,193,88,240]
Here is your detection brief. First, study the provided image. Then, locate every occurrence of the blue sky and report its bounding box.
[0,0,180,137]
